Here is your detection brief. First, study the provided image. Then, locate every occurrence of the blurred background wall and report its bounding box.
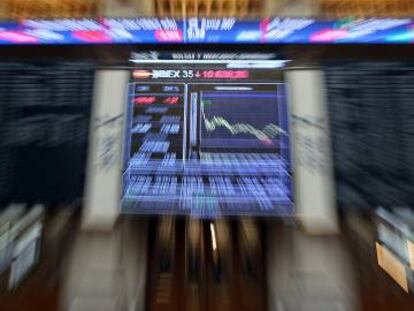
[1,0,414,20]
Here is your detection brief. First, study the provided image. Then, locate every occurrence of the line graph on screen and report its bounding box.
[200,92,284,147]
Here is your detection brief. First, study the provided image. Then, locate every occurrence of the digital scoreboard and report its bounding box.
[122,58,292,217]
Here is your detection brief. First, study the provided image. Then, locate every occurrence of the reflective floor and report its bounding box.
[1,210,414,311]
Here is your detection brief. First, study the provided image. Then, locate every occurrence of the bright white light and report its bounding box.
[226,60,290,68]
[128,59,290,68]
[214,86,253,91]
[210,223,217,251]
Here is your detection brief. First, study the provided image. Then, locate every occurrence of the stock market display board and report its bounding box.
[122,62,292,217]
[0,17,414,45]
[0,62,94,203]
[326,62,414,209]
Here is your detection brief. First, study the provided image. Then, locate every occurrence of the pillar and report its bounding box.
[286,69,339,234]
[82,69,130,230]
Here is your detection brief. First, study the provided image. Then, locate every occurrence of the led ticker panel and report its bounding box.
[0,18,184,44]
[133,69,250,80]
[0,17,414,45]
[122,61,292,217]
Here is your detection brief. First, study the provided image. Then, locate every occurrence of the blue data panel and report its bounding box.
[122,64,292,217]
[0,17,414,45]
[0,18,184,45]
[186,18,261,43]
[184,17,414,44]
[307,18,414,43]
[102,18,184,43]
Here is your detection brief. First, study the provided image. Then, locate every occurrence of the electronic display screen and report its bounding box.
[122,59,292,217]
[0,18,183,45]
[0,17,414,45]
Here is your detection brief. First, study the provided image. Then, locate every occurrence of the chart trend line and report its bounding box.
[201,100,286,144]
